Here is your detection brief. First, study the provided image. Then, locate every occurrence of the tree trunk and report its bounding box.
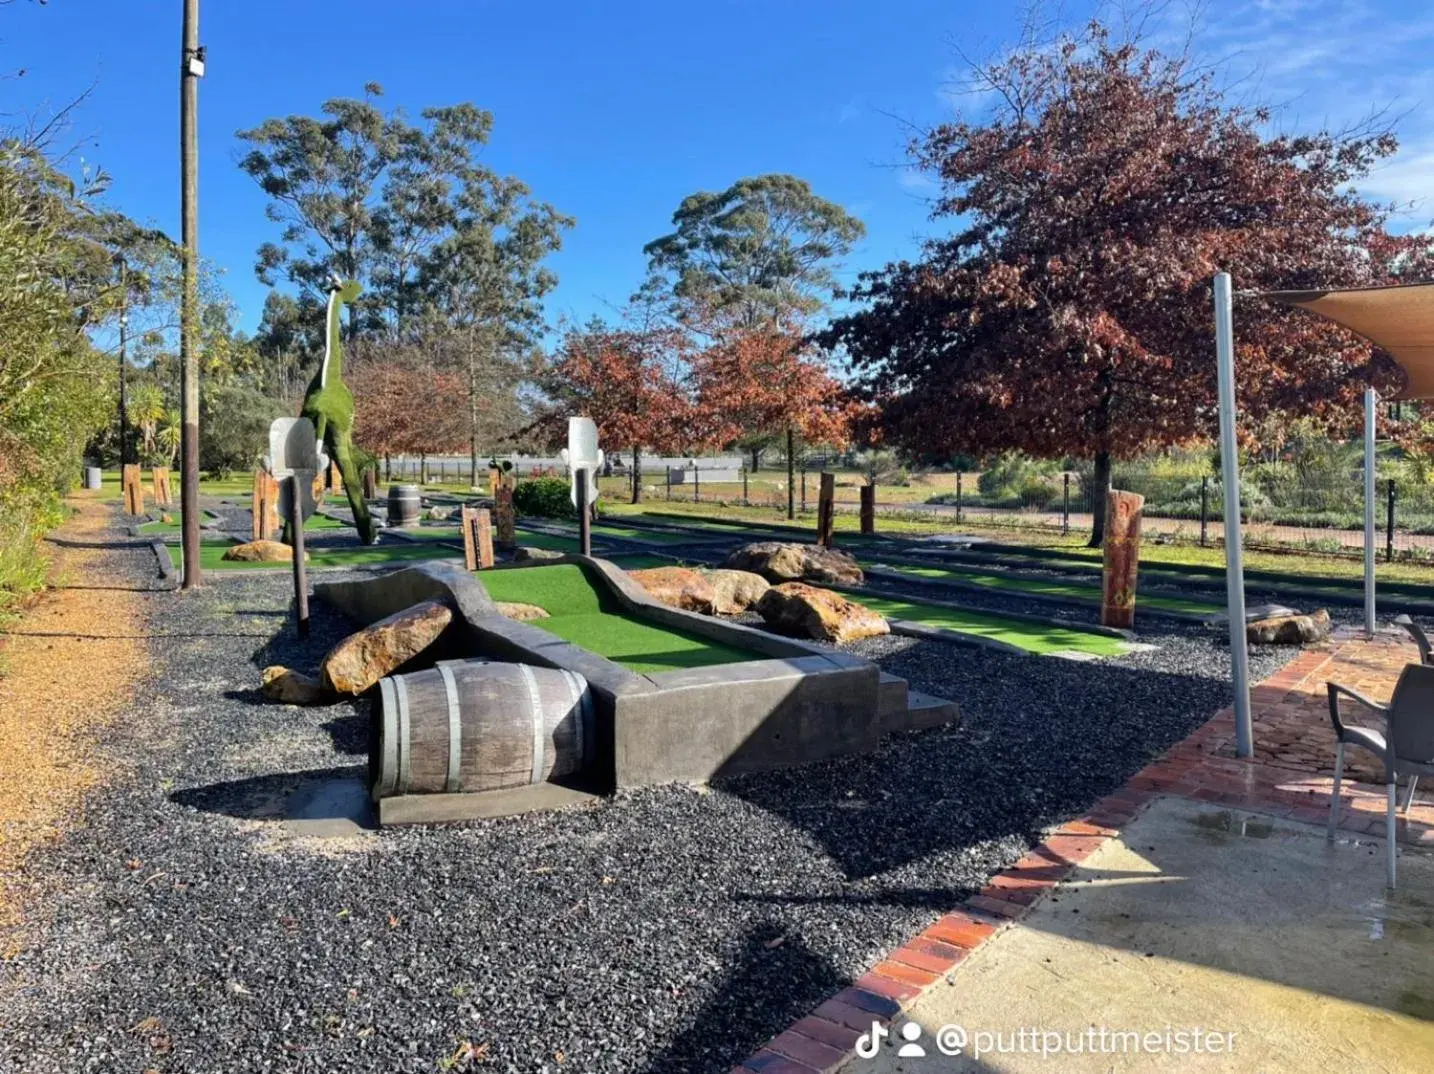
[1088,450,1112,547]
[468,342,480,488]
[786,426,796,520]
[631,445,641,504]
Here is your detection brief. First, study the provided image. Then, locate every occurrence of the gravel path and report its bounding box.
[1,513,1306,1073]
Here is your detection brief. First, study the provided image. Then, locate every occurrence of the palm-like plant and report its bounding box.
[157,408,182,465]
[128,384,166,462]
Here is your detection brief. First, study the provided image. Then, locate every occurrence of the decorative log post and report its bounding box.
[329,459,342,492]
[816,472,836,548]
[495,475,516,552]
[362,464,378,500]
[1100,489,1144,629]
[461,505,479,571]
[122,464,143,515]
[859,483,875,535]
[152,466,172,506]
[476,508,494,569]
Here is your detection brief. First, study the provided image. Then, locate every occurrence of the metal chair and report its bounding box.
[1392,614,1432,665]
[1326,662,1434,888]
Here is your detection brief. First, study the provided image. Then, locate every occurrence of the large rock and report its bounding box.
[757,582,890,644]
[700,568,771,614]
[723,541,865,586]
[495,601,550,622]
[513,546,564,562]
[260,665,330,705]
[628,566,717,614]
[320,599,454,694]
[222,539,304,563]
[1247,608,1332,645]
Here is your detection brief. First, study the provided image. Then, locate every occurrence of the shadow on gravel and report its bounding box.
[636,922,850,1073]
[171,765,365,821]
[716,644,1245,882]
[321,711,369,755]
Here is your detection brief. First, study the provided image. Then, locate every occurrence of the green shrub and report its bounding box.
[513,476,575,518]
[978,452,1057,500]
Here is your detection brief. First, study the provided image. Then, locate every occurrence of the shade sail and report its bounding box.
[1263,282,1434,400]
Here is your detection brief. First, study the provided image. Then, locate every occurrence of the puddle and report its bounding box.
[1191,810,1275,844]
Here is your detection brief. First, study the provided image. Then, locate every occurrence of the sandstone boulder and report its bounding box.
[723,541,864,586]
[700,568,771,614]
[222,539,304,563]
[320,600,454,694]
[1247,608,1332,646]
[628,566,717,614]
[495,601,550,622]
[757,582,890,644]
[260,665,330,705]
[513,546,564,562]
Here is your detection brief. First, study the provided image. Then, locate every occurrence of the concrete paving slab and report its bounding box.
[850,796,1434,1073]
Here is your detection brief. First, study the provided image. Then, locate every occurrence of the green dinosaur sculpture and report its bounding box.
[300,277,377,544]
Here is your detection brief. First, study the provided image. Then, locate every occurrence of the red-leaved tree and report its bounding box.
[825,21,1432,544]
[548,319,697,503]
[695,323,856,518]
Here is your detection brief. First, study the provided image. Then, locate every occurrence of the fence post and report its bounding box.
[801,466,808,512]
[1062,473,1070,536]
[1200,476,1209,547]
[956,472,963,523]
[742,468,749,507]
[694,464,700,503]
[1387,478,1397,562]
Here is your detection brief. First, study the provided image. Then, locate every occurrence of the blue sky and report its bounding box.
[7,0,1434,336]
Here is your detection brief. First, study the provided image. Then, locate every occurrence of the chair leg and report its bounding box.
[1328,741,1345,840]
[1403,775,1419,814]
[1386,782,1398,890]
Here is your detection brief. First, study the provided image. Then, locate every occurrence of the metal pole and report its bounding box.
[577,468,591,556]
[1365,387,1377,636]
[289,475,309,638]
[1387,478,1396,563]
[1200,475,1209,547]
[1214,272,1252,758]
[1062,473,1070,536]
[179,0,202,588]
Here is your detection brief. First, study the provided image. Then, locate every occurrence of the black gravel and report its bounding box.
[1,519,1309,1074]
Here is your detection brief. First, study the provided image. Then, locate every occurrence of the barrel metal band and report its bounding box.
[438,663,462,793]
[377,677,399,798]
[558,669,587,761]
[517,664,545,783]
[395,673,413,795]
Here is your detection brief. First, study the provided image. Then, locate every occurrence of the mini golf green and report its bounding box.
[854,593,1130,656]
[168,538,459,572]
[876,562,1220,616]
[477,563,753,674]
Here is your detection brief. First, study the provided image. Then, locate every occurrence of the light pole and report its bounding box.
[179,0,203,587]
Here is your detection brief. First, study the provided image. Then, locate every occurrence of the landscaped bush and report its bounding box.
[513,476,575,518]
[978,452,1057,501]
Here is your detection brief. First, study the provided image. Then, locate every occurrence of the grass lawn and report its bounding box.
[477,563,753,674]
[854,593,1129,656]
[876,562,1221,616]
[168,538,459,572]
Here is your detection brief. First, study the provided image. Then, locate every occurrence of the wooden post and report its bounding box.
[577,468,592,556]
[329,459,341,492]
[460,504,479,570]
[816,472,836,548]
[476,508,494,569]
[122,464,144,515]
[362,464,378,500]
[488,467,501,495]
[152,466,172,506]
[801,466,808,513]
[859,483,875,535]
[1100,489,1144,629]
[495,476,516,552]
[289,474,309,638]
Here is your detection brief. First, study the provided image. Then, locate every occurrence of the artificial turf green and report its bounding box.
[853,593,1130,656]
[139,511,345,536]
[476,563,753,673]
[167,538,460,571]
[877,562,1220,616]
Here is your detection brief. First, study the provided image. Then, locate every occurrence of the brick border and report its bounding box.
[732,641,1434,1073]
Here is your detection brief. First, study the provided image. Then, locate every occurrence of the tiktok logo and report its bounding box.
[855,1021,888,1058]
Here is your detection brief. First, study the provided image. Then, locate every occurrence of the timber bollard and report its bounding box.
[1100,489,1144,629]
[816,472,836,548]
[859,483,875,535]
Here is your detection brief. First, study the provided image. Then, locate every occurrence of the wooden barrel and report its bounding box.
[370,660,593,799]
[387,483,421,527]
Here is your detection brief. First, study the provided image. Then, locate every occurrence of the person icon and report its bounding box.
[896,1021,927,1058]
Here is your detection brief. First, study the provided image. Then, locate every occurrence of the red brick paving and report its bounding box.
[737,627,1434,1072]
